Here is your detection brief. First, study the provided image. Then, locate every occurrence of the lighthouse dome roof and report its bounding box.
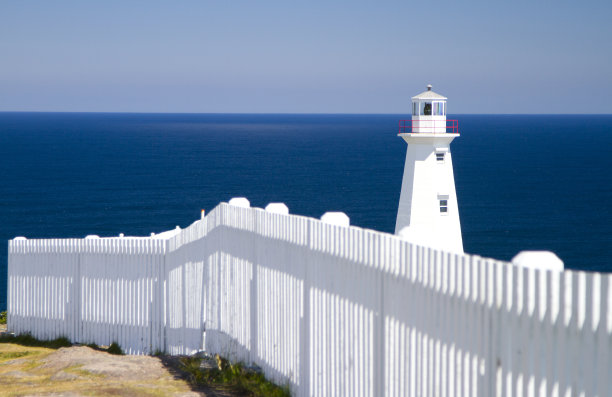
[412,85,447,101]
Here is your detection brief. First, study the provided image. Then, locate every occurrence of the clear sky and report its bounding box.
[1,1,611,113]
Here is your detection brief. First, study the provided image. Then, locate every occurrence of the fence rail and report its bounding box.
[7,202,612,396]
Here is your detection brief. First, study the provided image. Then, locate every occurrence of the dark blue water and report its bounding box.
[1,113,611,311]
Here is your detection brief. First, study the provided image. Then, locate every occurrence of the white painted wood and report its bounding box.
[320,211,350,227]
[228,197,250,208]
[6,202,612,396]
[396,86,463,254]
[265,202,289,215]
[512,251,564,272]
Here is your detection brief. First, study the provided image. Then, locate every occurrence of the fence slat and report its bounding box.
[6,203,612,396]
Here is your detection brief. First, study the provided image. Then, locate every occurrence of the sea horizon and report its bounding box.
[1,112,611,311]
[2,110,612,115]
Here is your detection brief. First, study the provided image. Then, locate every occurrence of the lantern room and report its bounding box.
[402,84,454,134]
[412,84,447,116]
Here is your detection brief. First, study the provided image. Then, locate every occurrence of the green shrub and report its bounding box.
[179,354,291,397]
[0,311,6,325]
[107,342,124,355]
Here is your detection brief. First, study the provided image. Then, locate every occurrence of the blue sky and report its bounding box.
[1,1,611,113]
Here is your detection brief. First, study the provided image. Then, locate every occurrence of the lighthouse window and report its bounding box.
[423,102,432,115]
[433,102,445,116]
[436,152,445,162]
[439,199,448,213]
[412,102,418,116]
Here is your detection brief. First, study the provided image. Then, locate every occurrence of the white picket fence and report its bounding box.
[7,202,612,396]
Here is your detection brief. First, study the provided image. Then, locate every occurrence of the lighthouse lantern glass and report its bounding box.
[433,102,445,116]
[413,101,446,116]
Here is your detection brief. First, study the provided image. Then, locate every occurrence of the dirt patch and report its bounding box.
[20,393,84,397]
[41,346,170,381]
[50,370,82,381]
[0,343,206,396]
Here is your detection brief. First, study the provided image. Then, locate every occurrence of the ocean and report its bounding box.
[1,113,611,311]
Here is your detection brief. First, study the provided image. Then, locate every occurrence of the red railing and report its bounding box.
[398,119,459,134]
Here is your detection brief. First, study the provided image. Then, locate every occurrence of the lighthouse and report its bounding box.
[395,85,463,253]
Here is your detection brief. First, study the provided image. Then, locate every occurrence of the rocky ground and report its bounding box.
[0,337,228,397]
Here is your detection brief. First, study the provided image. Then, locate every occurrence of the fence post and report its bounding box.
[372,233,385,397]
[249,209,259,364]
[76,241,82,344]
[299,218,312,397]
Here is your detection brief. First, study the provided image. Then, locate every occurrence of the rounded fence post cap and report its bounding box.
[228,197,251,208]
[320,212,350,227]
[512,251,564,272]
[265,203,289,215]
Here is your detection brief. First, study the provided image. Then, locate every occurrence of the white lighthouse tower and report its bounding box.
[395,85,463,253]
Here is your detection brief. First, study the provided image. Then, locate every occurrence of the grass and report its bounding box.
[0,333,127,357]
[0,350,31,361]
[0,333,72,349]
[0,330,289,396]
[179,354,291,397]
[0,341,197,396]
[63,363,107,379]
